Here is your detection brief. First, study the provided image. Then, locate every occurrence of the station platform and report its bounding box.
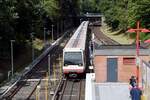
[85,73,131,100]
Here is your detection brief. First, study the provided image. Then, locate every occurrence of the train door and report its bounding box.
[107,58,118,82]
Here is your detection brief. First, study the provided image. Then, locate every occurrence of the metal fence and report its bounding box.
[141,60,150,99]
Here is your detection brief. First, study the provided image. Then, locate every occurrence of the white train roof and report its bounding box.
[64,21,89,51]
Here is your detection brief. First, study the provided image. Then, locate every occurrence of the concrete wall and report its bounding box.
[94,55,149,83]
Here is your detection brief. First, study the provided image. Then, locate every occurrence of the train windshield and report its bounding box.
[64,52,83,66]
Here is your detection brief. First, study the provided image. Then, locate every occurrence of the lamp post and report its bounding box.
[44,27,46,46]
[30,32,35,62]
[127,21,150,88]
[56,22,59,39]
[36,85,41,100]
[51,24,54,42]
[61,20,63,33]
[10,40,15,77]
[48,54,51,77]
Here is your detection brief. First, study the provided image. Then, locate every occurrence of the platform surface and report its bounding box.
[85,73,131,100]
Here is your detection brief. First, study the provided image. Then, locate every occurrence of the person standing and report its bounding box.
[130,76,137,88]
[130,86,142,100]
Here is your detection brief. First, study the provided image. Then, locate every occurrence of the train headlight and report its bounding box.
[78,64,82,66]
[64,64,68,66]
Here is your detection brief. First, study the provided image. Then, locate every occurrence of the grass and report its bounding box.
[100,22,134,44]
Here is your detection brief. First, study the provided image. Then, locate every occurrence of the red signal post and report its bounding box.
[127,21,150,88]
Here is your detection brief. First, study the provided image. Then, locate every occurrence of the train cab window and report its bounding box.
[64,52,83,66]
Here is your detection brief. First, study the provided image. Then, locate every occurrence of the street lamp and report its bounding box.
[30,32,35,62]
[51,24,54,42]
[57,22,59,38]
[61,20,63,34]
[48,54,51,77]
[10,40,15,77]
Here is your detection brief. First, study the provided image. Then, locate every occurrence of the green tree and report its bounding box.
[99,0,150,41]
[42,0,60,20]
[81,0,101,13]
[0,0,17,57]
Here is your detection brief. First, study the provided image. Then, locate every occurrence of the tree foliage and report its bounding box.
[80,0,101,14]
[42,0,60,20]
[99,0,150,40]
[0,0,82,58]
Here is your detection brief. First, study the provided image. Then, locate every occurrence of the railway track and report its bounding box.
[0,29,73,100]
[12,80,41,100]
[2,44,60,100]
[91,26,120,45]
[52,78,85,100]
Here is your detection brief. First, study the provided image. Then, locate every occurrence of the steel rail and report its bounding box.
[78,80,82,100]
[52,79,84,100]
[51,77,66,100]
[26,79,41,100]
[91,26,120,45]
[58,79,68,100]
[6,81,26,99]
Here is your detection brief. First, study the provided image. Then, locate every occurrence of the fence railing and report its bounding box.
[141,60,150,99]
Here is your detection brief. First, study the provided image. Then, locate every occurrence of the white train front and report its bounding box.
[63,21,89,77]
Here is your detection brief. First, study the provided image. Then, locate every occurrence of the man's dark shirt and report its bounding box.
[130,87,142,100]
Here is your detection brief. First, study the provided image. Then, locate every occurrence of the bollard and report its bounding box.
[45,72,48,100]
[141,95,147,100]
[36,85,40,100]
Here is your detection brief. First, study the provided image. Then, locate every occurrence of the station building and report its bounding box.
[93,45,149,83]
[85,43,150,100]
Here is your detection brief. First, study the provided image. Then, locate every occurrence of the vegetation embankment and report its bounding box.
[100,20,134,44]
[99,0,150,41]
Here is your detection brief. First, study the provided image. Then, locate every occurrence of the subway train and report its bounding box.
[63,21,89,77]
